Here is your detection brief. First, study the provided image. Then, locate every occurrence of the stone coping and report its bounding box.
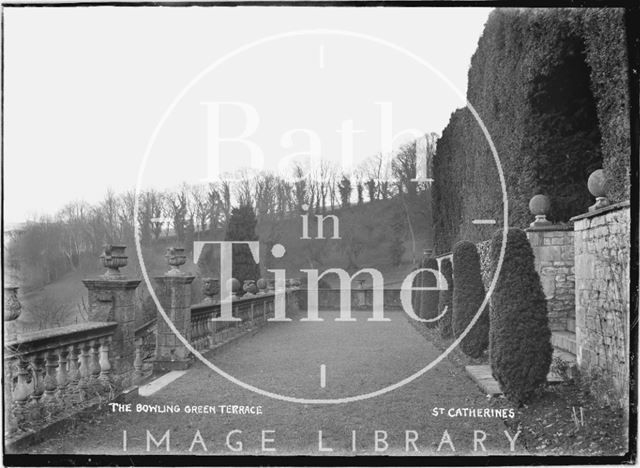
[569,200,630,222]
[525,223,573,232]
[191,290,278,315]
[5,322,118,353]
[82,277,141,289]
[190,288,404,315]
[135,319,157,335]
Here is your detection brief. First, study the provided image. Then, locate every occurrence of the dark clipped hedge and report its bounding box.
[452,241,489,358]
[432,109,467,254]
[489,228,553,405]
[419,257,440,328]
[432,8,630,254]
[438,258,454,339]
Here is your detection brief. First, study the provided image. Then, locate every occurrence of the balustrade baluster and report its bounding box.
[133,338,143,385]
[190,318,197,349]
[197,317,204,349]
[4,359,18,435]
[202,318,208,347]
[79,343,91,389]
[12,358,31,409]
[192,318,199,350]
[200,317,207,349]
[42,351,59,403]
[89,340,101,381]
[56,347,69,397]
[207,317,215,348]
[67,344,80,388]
[29,354,45,405]
[195,318,202,350]
[28,354,45,420]
[99,337,112,382]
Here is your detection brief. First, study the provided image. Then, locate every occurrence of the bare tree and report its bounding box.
[165,185,188,243]
[189,184,210,237]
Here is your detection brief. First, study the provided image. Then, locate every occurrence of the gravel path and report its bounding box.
[27,310,524,456]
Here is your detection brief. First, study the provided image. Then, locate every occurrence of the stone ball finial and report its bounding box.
[528,194,552,227]
[587,169,610,211]
[226,278,241,299]
[256,278,267,294]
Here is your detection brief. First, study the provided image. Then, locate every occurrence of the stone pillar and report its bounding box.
[526,195,575,331]
[153,247,195,372]
[82,245,140,377]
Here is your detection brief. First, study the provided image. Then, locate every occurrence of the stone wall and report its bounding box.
[572,202,630,403]
[526,226,575,331]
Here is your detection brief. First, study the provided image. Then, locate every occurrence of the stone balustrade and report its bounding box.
[4,322,118,438]
[294,288,404,311]
[189,292,277,354]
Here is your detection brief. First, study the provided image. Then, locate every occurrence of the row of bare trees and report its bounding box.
[7,134,437,288]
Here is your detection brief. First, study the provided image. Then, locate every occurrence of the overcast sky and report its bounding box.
[4,6,492,223]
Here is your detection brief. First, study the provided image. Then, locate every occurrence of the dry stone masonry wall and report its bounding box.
[572,202,630,400]
[526,227,575,331]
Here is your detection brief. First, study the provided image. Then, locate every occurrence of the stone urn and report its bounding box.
[243,280,258,296]
[100,244,128,278]
[291,278,302,289]
[528,194,552,227]
[227,278,241,299]
[256,278,268,294]
[201,277,220,303]
[3,286,21,322]
[588,169,610,211]
[165,247,187,276]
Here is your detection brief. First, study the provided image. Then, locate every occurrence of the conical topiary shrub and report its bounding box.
[452,241,489,358]
[488,228,552,404]
[419,257,440,328]
[438,258,454,339]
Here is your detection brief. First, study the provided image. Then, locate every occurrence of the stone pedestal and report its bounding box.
[82,278,141,375]
[525,225,575,331]
[153,275,195,372]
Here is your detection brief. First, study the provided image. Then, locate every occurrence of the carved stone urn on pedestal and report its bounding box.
[4,286,21,322]
[100,244,128,278]
[165,247,187,276]
[4,285,22,344]
[243,280,258,296]
[201,278,220,304]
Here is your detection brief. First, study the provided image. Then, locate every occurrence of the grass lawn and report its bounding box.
[23,310,521,456]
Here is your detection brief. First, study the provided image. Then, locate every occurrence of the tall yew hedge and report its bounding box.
[432,8,630,254]
[452,241,489,358]
[419,257,440,328]
[438,258,454,339]
[489,228,552,404]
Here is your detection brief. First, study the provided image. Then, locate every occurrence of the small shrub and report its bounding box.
[419,257,440,328]
[438,258,454,339]
[452,241,489,358]
[489,228,552,405]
